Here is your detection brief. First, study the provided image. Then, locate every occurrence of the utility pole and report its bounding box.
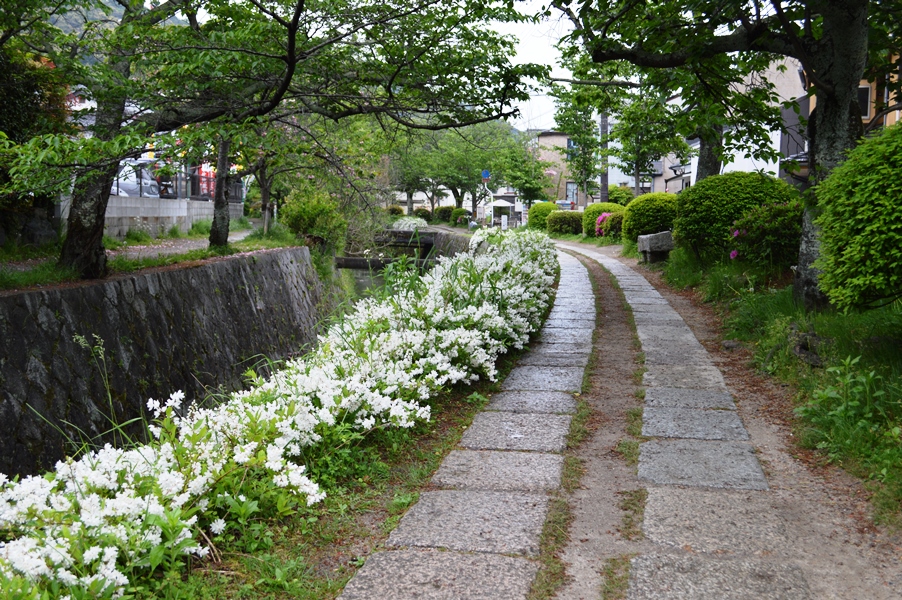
[599,112,609,203]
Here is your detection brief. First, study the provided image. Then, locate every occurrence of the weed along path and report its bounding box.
[556,241,902,600]
[339,252,593,599]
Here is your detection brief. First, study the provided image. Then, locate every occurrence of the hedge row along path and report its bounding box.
[340,240,901,599]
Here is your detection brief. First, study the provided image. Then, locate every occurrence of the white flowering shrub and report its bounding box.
[390,216,428,231]
[0,228,557,598]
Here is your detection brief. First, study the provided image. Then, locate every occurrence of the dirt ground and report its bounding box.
[556,244,902,599]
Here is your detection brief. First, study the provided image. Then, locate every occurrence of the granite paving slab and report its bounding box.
[502,365,585,391]
[642,347,712,366]
[637,338,707,356]
[517,353,590,368]
[638,439,768,490]
[628,554,811,599]
[529,341,593,356]
[643,365,727,390]
[538,328,593,345]
[432,450,564,491]
[629,302,682,314]
[486,390,578,414]
[643,487,790,555]
[641,406,749,441]
[644,388,737,410]
[339,549,538,600]
[543,317,596,329]
[633,312,686,324]
[386,490,548,556]
[636,324,697,338]
[546,310,595,322]
[623,295,670,305]
[460,412,571,452]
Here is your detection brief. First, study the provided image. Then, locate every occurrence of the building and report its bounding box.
[535,130,593,209]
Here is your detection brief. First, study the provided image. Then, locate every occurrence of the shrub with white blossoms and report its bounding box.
[0,228,557,598]
[390,216,429,230]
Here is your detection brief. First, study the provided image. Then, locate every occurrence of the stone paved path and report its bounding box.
[558,243,812,599]
[340,243,892,599]
[339,252,592,599]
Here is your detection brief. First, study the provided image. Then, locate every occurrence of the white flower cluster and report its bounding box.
[390,216,429,230]
[0,228,557,597]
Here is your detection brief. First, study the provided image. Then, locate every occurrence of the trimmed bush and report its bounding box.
[387,204,404,216]
[413,207,432,222]
[598,211,624,238]
[622,192,678,242]
[434,206,454,222]
[583,202,627,237]
[527,201,559,230]
[546,210,583,235]
[729,200,803,271]
[607,186,634,206]
[673,172,800,260]
[281,189,348,252]
[450,208,470,227]
[816,123,902,310]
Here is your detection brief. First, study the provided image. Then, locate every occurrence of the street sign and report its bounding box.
[481,169,490,181]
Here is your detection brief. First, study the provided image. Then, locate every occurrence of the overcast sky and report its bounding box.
[492,2,574,131]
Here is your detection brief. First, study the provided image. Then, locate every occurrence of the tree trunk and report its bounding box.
[793,1,869,311]
[209,136,232,247]
[450,188,463,209]
[695,125,723,183]
[58,77,129,278]
[258,163,272,235]
[406,190,414,215]
[633,163,641,197]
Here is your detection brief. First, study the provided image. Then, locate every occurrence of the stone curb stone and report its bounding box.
[643,365,727,390]
[502,365,585,391]
[432,450,564,491]
[460,412,571,452]
[629,553,811,599]
[638,439,768,490]
[643,487,790,555]
[386,490,549,556]
[486,390,578,414]
[641,406,749,441]
[338,549,538,600]
[644,388,736,410]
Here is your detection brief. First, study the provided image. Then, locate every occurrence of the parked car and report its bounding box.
[110,160,161,197]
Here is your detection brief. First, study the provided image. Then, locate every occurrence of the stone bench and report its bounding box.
[637,231,675,263]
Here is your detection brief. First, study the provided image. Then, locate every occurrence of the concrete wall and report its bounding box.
[57,196,244,239]
[0,247,326,477]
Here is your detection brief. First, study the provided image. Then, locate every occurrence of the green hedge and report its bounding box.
[622,192,678,242]
[387,204,404,216]
[546,210,584,235]
[527,201,559,230]
[583,202,627,237]
[598,211,624,238]
[729,200,803,271]
[434,206,454,222]
[413,207,432,222]
[673,172,799,260]
[816,123,902,309]
[281,189,348,252]
[607,186,634,206]
[450,208,470,226]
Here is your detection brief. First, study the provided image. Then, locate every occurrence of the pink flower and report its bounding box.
[730,250,739,260]
[733,229,740,237]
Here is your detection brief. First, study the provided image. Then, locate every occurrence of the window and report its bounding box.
[566,182,578,203]
[858,86,871,119]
